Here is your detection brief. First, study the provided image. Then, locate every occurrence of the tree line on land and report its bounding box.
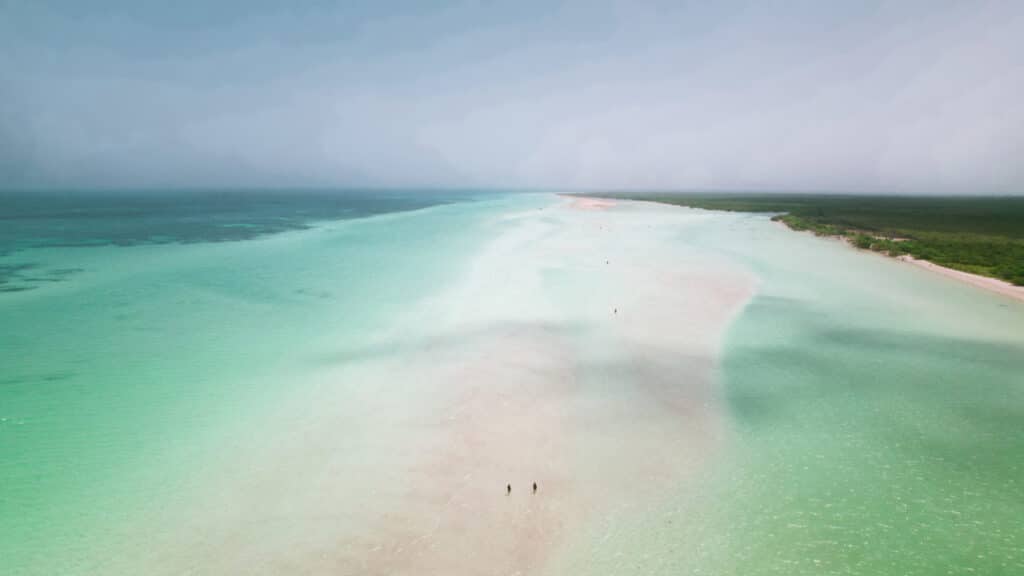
[586,192,1024,286]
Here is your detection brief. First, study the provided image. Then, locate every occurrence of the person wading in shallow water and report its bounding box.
[533,482,537,494]
[507,483,511,495]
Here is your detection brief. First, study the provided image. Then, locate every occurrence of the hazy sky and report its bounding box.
[1,1,1021,193]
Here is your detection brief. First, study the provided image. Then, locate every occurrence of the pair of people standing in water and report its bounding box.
[506,482,537,495]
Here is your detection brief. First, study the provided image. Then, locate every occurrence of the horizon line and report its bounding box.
[2,185,1022,198]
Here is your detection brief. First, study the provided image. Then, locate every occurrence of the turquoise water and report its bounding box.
[2,192,1023,574]
[0,189,483,290]
[561,211,1024,575]
[710,215,1024,574]
[0,190,513,573]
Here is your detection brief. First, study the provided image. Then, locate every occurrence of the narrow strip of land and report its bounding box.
[896,255,1024,302]
[582,192,1024,301]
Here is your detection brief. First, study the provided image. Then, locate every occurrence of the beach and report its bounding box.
[828,229,1024,304]
[3,192,1024,575]
[896,255,1024,303]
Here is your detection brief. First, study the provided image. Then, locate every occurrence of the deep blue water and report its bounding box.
[0,189,489,291]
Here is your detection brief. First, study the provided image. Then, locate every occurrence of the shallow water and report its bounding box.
[0,190,505,573]
[2,192,1022,574]
[556,210,1024,575]
[712,216,1024,575]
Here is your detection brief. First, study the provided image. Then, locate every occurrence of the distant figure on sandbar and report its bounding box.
[533,482,537,494]
[507,483,511,495]
[614,307,617,314]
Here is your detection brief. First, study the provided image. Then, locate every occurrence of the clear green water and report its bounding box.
[0,190,517,573]
[2,193,1023,574]
[711,215,1024,574]
[565,211,1024,575]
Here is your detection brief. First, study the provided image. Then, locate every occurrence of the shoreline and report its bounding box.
[571,194,1024,305]
[558,194,617,210]
[762,210,1024,304]
[895,255,1024,303]
[788,223,1024,304]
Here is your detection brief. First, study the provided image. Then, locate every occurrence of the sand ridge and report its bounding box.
[100,195,756,575]
[563,195,617,210]
[327,197,756,574]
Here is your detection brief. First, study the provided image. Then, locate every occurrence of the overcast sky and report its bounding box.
[1,1,1021,193]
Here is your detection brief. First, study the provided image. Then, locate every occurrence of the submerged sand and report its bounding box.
[96,196,755,575]
[13,193,1024,576]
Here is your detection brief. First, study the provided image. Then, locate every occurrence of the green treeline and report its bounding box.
[584,193,1024,286]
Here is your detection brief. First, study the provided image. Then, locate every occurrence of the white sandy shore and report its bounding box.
[896,255,1024,303]
[771,219,1024,304]
[576,198,1022,305]
[561,194,617,210]
[111,194,756,575]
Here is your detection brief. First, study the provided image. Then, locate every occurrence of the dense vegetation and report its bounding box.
[585,193,1024,286]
